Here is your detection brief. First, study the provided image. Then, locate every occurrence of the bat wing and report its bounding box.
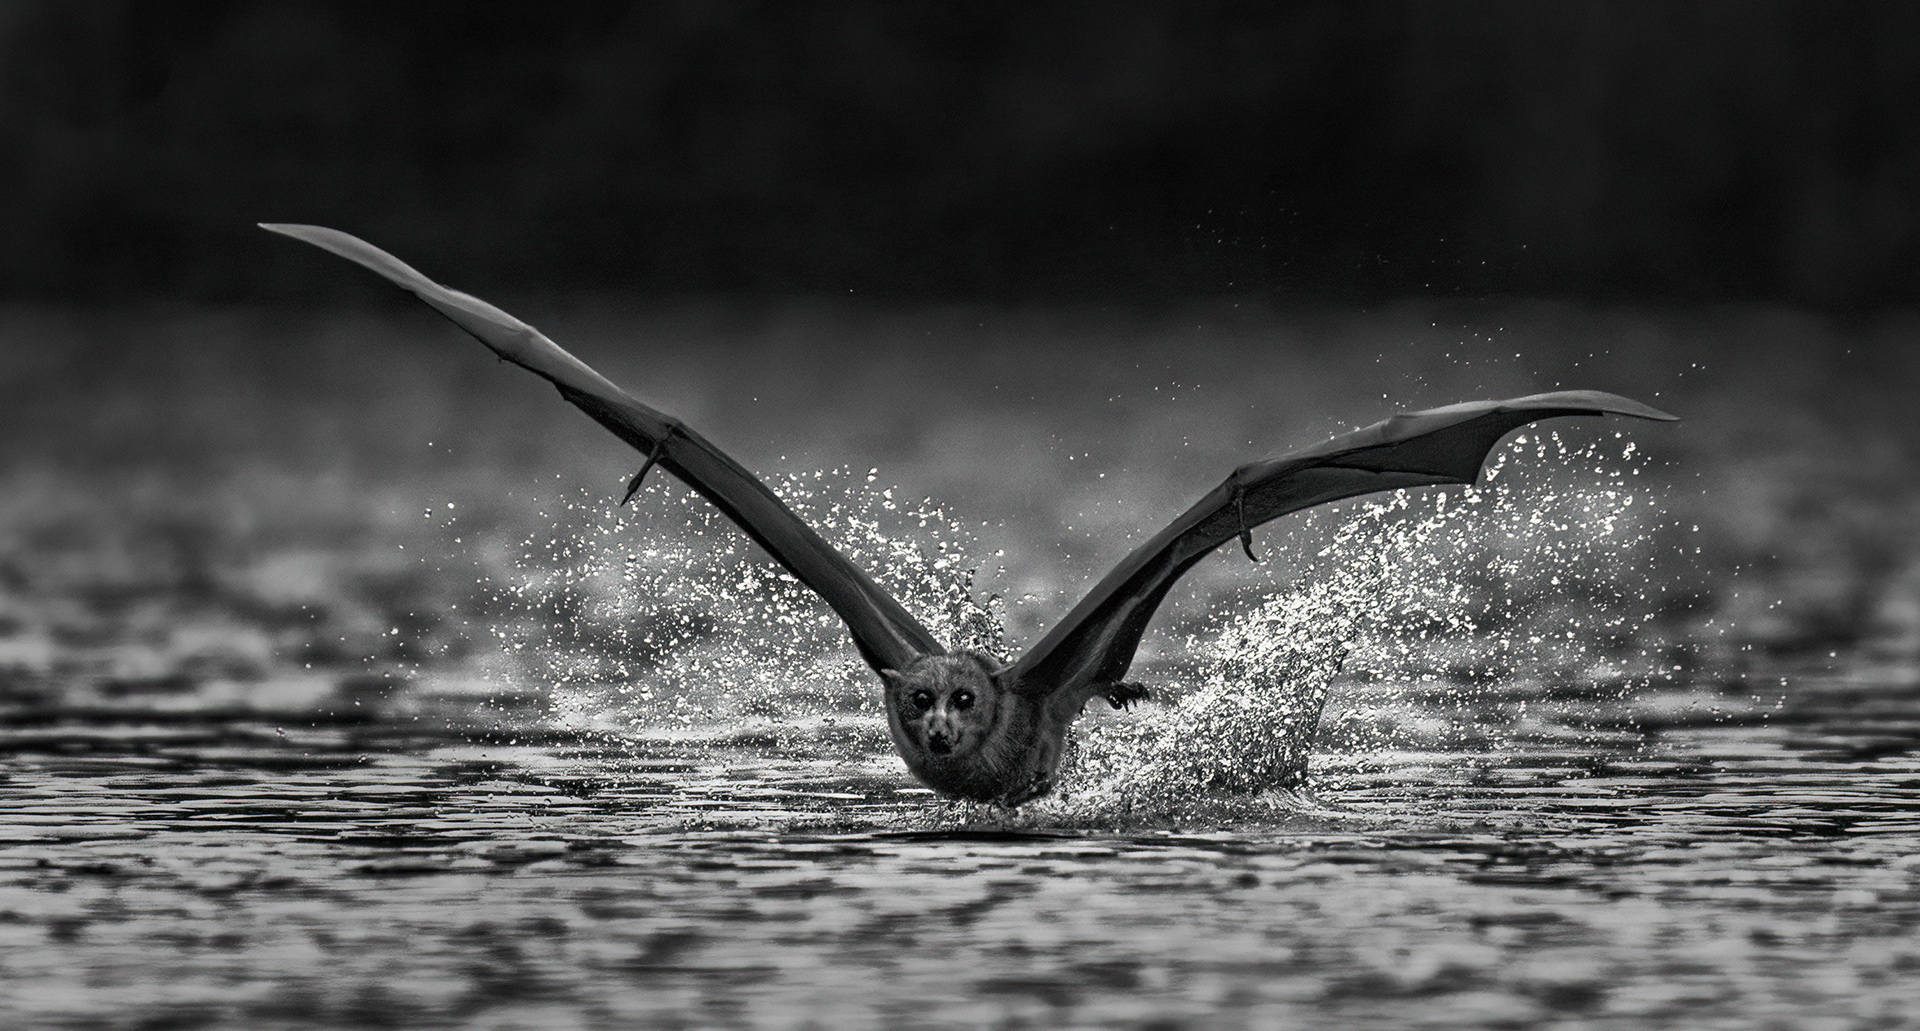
[1002,391,1677,696]
[262,223,942,674]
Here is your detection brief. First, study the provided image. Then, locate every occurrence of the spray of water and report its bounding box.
[978,429,1669,824]
[490,431,1666,820]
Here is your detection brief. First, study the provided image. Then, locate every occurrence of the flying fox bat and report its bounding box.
[263,224,1677,806]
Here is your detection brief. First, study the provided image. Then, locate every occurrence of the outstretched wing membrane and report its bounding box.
[262,223,942,674]
[1004,391,1677,695]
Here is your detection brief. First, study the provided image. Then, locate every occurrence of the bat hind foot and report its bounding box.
[1000,770,1055,808]
[1104,682,1152,710]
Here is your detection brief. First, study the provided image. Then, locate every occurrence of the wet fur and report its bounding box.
[882,652,1094,806]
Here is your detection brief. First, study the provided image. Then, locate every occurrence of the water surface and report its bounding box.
[4,658,1916,1030]
[4,301,1916,1028]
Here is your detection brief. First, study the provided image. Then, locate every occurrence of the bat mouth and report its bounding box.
[925,733,955,756]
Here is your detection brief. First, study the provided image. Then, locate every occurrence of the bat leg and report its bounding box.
[619,429,678,505]
[1103,682,1152,710]
[1000,772,1054,808]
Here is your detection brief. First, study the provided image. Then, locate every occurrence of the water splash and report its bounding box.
[968,429,1669,825]
[489,431,1666,822]
[1004,585,1355,825]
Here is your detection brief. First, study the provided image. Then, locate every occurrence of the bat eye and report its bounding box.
[951,690,974,711]
[910,690,934,710]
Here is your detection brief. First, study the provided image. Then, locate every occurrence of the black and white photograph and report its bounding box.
[3,3,1917,1028]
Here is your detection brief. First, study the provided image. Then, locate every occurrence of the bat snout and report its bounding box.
[921,711,966,755]
[924,722,957,754]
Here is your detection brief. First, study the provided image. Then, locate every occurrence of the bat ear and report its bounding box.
[879,669,905,689]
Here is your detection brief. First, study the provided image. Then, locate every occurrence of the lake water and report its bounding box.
[4,302,1917,1028]
[4,657,1917,1030]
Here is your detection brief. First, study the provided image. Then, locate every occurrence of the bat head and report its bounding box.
[880,651,1071,806]
[880,652,1002,762]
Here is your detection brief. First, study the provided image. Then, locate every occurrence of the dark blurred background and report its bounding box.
[5,0,1917,308]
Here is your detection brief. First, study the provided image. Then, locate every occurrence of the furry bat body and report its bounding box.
[264,224,1676,805]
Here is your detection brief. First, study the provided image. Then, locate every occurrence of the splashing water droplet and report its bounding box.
[485,434,1667,823]
[993,432,1669,825]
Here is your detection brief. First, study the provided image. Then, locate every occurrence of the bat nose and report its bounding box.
[925,726,953,754]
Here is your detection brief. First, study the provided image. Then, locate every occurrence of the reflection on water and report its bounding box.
[4,664,1918,1030]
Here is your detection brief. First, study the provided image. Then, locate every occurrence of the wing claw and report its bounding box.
[1235,480,1261,563]
[620,428,677,505]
